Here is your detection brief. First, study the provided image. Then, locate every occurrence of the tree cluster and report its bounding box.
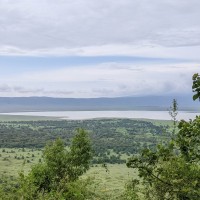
[125,74,200,200]
[0,129,93,199]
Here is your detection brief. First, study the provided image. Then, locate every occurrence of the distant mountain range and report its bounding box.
[0,95,198,113]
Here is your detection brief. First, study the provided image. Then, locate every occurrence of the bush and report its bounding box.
[0,129,93,199]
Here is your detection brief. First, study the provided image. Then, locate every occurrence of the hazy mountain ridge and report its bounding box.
[0,95,198,112]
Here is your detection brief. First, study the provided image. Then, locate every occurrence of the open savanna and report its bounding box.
[0,117,173,199]
[0,147,137,199]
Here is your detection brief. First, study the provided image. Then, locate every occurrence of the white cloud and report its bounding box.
[0,62,199,97]
[0,45,200,61]
[0,0,200,58]
[0,0,199,98]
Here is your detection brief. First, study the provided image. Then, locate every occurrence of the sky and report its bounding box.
[0,0,200,98]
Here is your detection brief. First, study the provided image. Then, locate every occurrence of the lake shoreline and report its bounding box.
[0,110,199,121]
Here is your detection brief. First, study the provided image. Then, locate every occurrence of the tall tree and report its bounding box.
[17,129,93,199]
[168,99,178,135]
[192,73,200,101]
[126,74,200,200]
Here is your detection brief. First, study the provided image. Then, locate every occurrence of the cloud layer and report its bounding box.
[0,63,198,97]
[0,0,200,58]
[0,1,199,98]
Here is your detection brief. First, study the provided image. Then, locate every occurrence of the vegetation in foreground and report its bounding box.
[0,118,171,199]
[124,74,200,199]
[0,74,199,199]
[0,128,94,199]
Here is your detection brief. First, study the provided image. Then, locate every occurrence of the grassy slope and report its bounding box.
[0,148,136,199]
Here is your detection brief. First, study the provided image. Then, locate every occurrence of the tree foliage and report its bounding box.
[192,73,200,101]
[0,119,170,164]
[168,99,178,135]
[126,74,200,200]
[0,128,93,199]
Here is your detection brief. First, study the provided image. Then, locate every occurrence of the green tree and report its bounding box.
[3,129,93,199]
[192,73,200,101]
[126,74,200,199]
[168,99,178,135]
[69,128,93,180]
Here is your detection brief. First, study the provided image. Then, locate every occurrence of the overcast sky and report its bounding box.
[0,0,199,98]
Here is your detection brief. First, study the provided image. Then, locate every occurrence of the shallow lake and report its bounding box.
[1,110,200,121]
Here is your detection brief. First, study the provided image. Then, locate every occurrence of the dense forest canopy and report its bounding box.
[0,119,170,164]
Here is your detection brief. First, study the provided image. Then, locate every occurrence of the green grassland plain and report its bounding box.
[0,147,137,199]
[0,116,173,199]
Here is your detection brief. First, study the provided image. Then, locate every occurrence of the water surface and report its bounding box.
[1,110,199,121]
